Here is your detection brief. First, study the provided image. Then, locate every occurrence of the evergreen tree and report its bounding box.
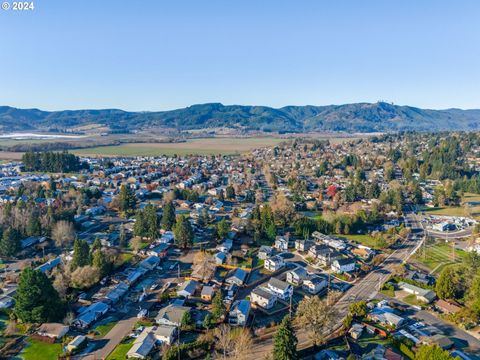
[173,215,193,249]
[71,239,91,270]
[92,249,110,277]
[0,228,21,257]
[211,292,225,321]
[119,224,127,247]
[133,210,146,237]
[118,184,136,214]
[161,201,176,230]
[273,315,298,360]
[144,204,158,240]
[215,218,230,241]
[26,213,42,236]
[14,268,64,323]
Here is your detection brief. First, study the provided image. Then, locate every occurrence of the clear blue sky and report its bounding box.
[1,0,479,111]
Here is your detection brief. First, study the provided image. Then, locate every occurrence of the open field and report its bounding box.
[339,234,379,249]
[412,242,468,274]
[421,193,480,219]
[73,137,284,157]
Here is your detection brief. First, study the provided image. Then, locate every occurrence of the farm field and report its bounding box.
[73,137,284,157]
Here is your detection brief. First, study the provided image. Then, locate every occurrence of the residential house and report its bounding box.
[200,286,215,302]
[36,323,69,341]
[369,308,405,328]
[267,277,293,300]
[251,287,276,309]
[435,299,462,315]
[217,239,233,253]
[214,252,227,264]
[229,299,251,326]
[177,280,199,298]
[74,302,109,329]
[303,275,328,295]
[66,335,87,353]
[398,282,436,303]
[295,239,314,252]
[155,305,191,327]
[286,267,308,286]
[264,255,285,272]
[258,245,273,260]
[225,268,248,286]
[331,258,356,273]
[139,256,160,271]
[274,236,289,252]
[126,330,157,359]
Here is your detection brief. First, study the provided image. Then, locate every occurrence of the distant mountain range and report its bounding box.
[2,102,480,133]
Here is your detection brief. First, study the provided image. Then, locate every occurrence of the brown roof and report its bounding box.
[436,299,462,314]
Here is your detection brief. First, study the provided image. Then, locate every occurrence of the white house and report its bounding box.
[264,255,285,272]
[267,277,293,300]
[177,280,199,298]
[302,275,327,295]
[274,236,289,252]
[251,287,276,309]
[286,267,308,286]
[331,258,356,273]
[229,299,251,326]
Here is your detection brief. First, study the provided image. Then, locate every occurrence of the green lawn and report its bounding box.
[21,339,63,360]
[380,288,395,297]
[402,294,424,307]
[413,242,467,273]
[340,234,379,249]
[106,339,134,360]
[422,206,467,217]
[92,317,118,337]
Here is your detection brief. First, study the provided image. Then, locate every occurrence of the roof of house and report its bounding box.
[201,286,215,297]
[435,299,462,313]
[231,299,251,316]
[228,268,248,282]
[37,323,69,338]
[268,277,291,291]
[178,280,199,296]
[156,305,190,324]
[252,287,275,300]
[127,331,156,358]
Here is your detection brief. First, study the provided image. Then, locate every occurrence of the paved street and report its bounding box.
[250,209,425,358]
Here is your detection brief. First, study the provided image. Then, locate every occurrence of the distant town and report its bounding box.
[0,132,480,360]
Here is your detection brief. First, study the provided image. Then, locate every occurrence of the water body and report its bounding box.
[0,133,86,140]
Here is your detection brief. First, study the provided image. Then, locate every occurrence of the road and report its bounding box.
[80,271,177,360]
[249,209,425,358]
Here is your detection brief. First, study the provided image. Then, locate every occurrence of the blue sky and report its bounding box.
[1,0,479,111]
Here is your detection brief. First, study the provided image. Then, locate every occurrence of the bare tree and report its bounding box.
[192,251,216,281]
[295,296,338,347]
[52,221,75,248]
[71,265,100,289]
[215,324,233,359]
[230,328,253,360]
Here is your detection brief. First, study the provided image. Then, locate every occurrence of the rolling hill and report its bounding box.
[1,102,480,133]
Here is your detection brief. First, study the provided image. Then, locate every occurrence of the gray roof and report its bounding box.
[156,305,190,325]
[268,277,290,291]
[252,287,275,300]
